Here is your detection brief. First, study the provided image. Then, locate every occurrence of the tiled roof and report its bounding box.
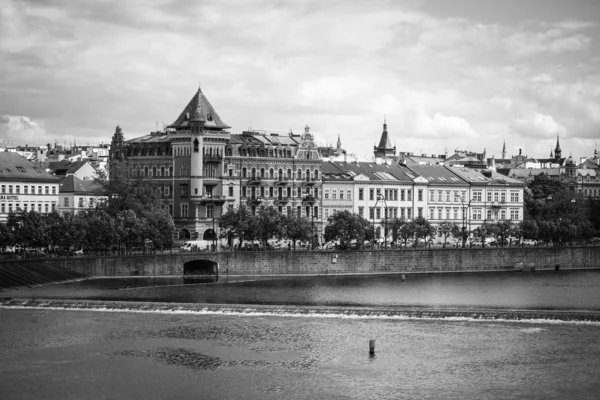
[169,87,230,130]
[58,175,105,194]
[406,166,467,185]
[126,133,173,144]
[450,167,525,185]
[47,160,93,175]
[0,152,59,183]
[323,161,414,182]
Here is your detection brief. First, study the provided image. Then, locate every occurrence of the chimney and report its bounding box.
[343,150,347,163]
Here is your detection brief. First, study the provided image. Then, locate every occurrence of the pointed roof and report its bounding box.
[376,119,393,149]
[555,134,561,153]
[169,86,230,130]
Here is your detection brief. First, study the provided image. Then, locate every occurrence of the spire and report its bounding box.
[554,134,562,160]
[502,139,506,159]
[336,133,341,150]
[374,118,396,159]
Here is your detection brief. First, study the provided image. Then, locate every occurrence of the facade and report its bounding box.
[0,152,59,223]
[110,86,323,241]
[57,175,107,215]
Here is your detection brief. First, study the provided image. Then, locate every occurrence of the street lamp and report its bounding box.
[456,193,472,248]
[372,194,388,249]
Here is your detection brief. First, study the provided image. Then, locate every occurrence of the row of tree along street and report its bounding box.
[1,168,599,255]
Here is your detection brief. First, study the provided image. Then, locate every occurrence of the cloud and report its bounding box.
[509,112,567,138]
[0,115,49,146]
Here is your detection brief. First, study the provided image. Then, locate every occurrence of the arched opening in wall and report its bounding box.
[183,259,218,283]
[203,229,217,241]
[179,228,191,240]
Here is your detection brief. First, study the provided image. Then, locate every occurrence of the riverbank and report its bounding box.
[2,246,599,278]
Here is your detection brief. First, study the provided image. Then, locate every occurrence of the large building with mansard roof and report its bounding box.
[110,86,323,242]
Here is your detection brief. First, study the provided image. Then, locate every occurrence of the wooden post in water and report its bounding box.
[401,274,406,282]
[369,339,375,356]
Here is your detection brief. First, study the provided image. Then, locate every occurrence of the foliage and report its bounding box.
[450,223,469,248]
[412,216,435,246]
[398,222,416,247]
[491,220,513,246]
[387,218,405,243]
[524,173,584,222]
[437,221,454,246]
[519,220,539,242]
[281,215,313,250]
[254,206,284,248]
[472,221,495,247]
[218,205,256,247]
[324,210,371,250]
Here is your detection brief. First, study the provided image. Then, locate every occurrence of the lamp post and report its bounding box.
[377,194,388,249]
[456,193,472,248]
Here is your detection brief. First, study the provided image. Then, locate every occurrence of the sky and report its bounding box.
[1,0,599,161]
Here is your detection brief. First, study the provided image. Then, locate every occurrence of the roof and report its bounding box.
[504,168,560,180]
[58,175,105,194]
[169,87,230,130]
[126,133,174,144]
[406,166,467,185]
[376,122,393,149]
[322,161,415,182]
[449,167,525,186]
[0,152,59,183]
[46,160,93,175]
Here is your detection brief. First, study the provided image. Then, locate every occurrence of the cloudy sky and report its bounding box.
[1,0,599,160]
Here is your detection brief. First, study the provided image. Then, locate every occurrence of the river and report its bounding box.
[1,270,600,399]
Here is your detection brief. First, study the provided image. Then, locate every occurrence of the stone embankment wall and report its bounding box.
[3,246,599,277]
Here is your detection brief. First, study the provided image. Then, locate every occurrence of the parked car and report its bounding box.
[72,249,84,256]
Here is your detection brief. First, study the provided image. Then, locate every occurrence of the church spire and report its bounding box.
[554,134,562,160]
[502,140,506,159]
[336,133,341,151]
[374,118,396,159]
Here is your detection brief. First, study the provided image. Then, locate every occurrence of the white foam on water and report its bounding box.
[2,303,600,326]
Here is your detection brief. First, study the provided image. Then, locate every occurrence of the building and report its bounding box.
[110,86,324,241]
[0,152,59,223]
[46,160,99,180]
[57,175,107,215]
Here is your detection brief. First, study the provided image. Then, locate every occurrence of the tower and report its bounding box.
[374,118,396,160]
[109,125,125,161]
[554,134,562,161]
[502,140,506,159]
[336,134,341,152]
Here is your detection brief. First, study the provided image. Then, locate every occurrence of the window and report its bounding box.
[453,208,458,220]
[437,208,443,219]
[472,208,482,220]
[180,184,189,198]
[325,208,330,219]
[16,185,20,194]
[52,186,56,195]
[500,210,506,219]
[429,208,435,219]
[417,207,423,218]
[31,185,35,194]
[64,197,69,207]
[165,185,170,196]
[37,203,42,212]
[429,190,435,202]
[400,190,405,201]
[347,190,352,200]
[23,203,27,211]
[510,209,519,220]
[400,208,405,219]
[407,190,412,201]
[445,208,450,219]
[89,198,94,207]
[181,204,188,218]
[453,191,458,202]
[229,186,234,197]
[473,191,482,202]
[487,209,492,220]
[8,185,13,194]
[339,190,343,200]
[332,190,337,200]
[269,187,274,197]
[510,191,519,202]
[1,185,4,193]
[418,189,423,202]
[358,188,363,200]
[45,204,49,213]
[24,186,28,194]
[8,203,12,212]
[207,204,214,218]
[438,190,443,202]
[242,187,247,197]
[51,203,55,211]
[369,189,374,200]
[376,208,381,219]
[78,197,84,207]
[358,206,364,217]
[369,207,374,219]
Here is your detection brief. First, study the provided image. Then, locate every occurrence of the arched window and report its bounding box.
[297,169,302,179]
[161,166,165,177]
[287,169,292,179]
[242,168,247,178]
[314,169,319,180]
[226,147,232,156]
[278,169,283,180]
[193,138,199,153]
[260,168,265,178]
[251,168,256,178]
[144,167,149,177]
[152,167,157,177]
[305,169,310,181]
[269,169,274,178]
[169,166,173,176]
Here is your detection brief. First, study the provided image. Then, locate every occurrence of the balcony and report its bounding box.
[247,197,265,206]
[194,195,227,205]
[203,154,222,163]
[275,178,289,186]
[491,200,506,208]
[302,195,316,204]
[302,178,320,187]
[276,197,289,205]
[247,177,262,185]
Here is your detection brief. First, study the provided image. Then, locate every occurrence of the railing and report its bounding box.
[203,154,222,162]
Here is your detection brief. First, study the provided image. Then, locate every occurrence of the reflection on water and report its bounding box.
[5,270,600,312]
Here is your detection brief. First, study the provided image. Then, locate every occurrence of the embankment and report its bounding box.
[2,246,599,278]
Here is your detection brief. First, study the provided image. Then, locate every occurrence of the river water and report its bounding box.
[1,271,600,399]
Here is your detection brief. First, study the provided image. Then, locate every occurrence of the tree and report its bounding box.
[472,221,495,247]
[413,216,435,247]
[281,215,312,251]
[524,173,583,222]
[254,206,283,248]
[537,220,556,246]
[492,220,513,246]
[141,208,175,250]
[387,218,405,244]
[450,223,469,248]
[219,205,256,248]
[398,222,416,247]
[437,221,454,247]
[520,219,539,243]
[324,210,370,250]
